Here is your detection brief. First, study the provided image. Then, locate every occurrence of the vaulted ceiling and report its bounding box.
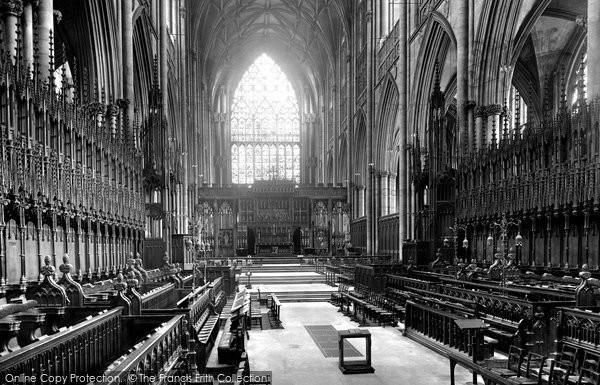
[189,0,351,103]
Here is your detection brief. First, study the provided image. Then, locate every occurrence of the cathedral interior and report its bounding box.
[1,0,600,384]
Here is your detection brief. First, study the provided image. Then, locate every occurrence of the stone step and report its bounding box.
[250,276,326,284]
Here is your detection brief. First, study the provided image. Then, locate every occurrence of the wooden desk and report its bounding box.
[454,319,490,385]
[338,329,374,374]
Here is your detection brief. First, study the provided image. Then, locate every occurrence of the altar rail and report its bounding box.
[0,307,123,383]
[93,315,184,385]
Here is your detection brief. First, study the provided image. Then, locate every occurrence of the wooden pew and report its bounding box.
[269,294,281,326]
[447,351,518,385]
[0,307,123,383]
[93,315,186,385]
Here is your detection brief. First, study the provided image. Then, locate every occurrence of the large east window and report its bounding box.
[231,54,301,184]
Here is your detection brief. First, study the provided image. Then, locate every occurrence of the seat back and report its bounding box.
[577,367,600,385]
[550,360,574,385]
[508,345,526,372]
[524,352,546,379]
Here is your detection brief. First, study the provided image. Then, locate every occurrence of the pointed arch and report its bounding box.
[376,73,399,171]
[353,110,367,186]
[409,13,455,153]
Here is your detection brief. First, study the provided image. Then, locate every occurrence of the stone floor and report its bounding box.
[245,302,477,385]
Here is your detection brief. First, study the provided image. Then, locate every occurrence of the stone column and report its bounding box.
[22,0,34,69]
[366,2,374,254]
[589,0,600,100]
[358,186,365,218]
[380,171,389,216]
[37,0,53,80]
[486,104,503,148]
[475,106,486,149]
[456,0,469,152]
[396,0,407,262]
[466,101,476,152]
[0,0,23,63]
[122,0,134,144]
[380,0,388,38]
[389,172,397,213]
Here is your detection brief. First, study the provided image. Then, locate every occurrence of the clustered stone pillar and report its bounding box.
[37,0,53,79]
[389,172,397,214]
[475,106,487,149]
[122,0,134,144]
[0,0,23,64]
[22,0,34,69]
[456,0,469,152]
[358,186,365,218]
[397,0,408,262]
[589,0,600,100]
[379,171,389,216]
[486,104,502,147]
[366,1,374,254]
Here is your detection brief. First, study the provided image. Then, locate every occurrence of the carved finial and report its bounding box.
[580,263,591,280]
[126,271,139,289]
[59,253,73,275]
[114,273,128,291]
[41,255,56,277]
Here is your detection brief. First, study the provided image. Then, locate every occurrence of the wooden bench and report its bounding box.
[447,351,519,385]
[269,294,281,326]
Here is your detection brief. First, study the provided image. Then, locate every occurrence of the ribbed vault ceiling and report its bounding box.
[190,0,350,102]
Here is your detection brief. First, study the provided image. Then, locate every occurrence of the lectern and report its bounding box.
[453,319,490,385]
[338,329,375,374]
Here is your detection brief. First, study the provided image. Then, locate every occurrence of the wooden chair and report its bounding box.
[550,360,575,385]
[577,351,600,383]
[510,352,547,385]
[490,345,525,377]
[574,367,600,385]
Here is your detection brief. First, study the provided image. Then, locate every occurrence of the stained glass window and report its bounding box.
[231,54,301,184]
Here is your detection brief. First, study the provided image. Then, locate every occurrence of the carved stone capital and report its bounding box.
[88,102,106,117]
[116,98,130,109]
[105,103,119,117]
[0,0,23,16]
[486,104,503,116]
[475,106,487,117]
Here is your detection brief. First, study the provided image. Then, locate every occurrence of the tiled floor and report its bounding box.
[245,302,476,385]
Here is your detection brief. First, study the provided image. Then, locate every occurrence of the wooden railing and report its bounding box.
[557,307,600,349]
[437,285,533,325]
[94,315,185,385]
[386,274,438,292]
[0,307,123,383]
[141,283,177,310]
[404,300,472,356]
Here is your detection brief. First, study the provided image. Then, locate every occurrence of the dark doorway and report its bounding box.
[293,227,302,254]
[247,228,256,255]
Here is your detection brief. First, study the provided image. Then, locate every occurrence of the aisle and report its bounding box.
[245,302,476,385]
